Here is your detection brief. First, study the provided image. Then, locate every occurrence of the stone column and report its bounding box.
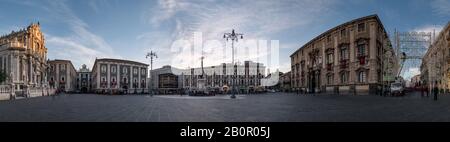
[107,63,111,88]
[138,66,141,89]
[369,22,377,83]
[334,36,339,66]
[130,66,133,89]
[96,63,100,89]
[55,63,59,89]
[29,56,33,85]
[117,64,121,89]
[349,27,355,84]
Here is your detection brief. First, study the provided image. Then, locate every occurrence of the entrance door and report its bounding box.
[309,71,316,93]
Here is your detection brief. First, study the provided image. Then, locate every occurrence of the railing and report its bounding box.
[0,85,11,100]
[0,85,57,101]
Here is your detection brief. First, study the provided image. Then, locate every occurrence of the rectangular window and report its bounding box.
[341,72,348,83]
[358,23,365,32]
[327,53,334,64]
[358,71,367,83]
[101,65,106,73]
[357,44,366,57]
[340,47,348,60]
[327,75,333,84]
[111,66,116,73]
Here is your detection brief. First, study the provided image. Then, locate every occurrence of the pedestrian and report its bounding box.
[433,82,439,101]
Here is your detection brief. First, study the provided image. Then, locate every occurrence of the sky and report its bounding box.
[0,0,449,79]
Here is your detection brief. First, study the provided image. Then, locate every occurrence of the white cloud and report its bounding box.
[403,67,421,80]
[431,0,450,17]
[42,0,120,69]
[141,0,336,71]
[46,35,104,68]
[412,24,443,43]
[413,24,443,34]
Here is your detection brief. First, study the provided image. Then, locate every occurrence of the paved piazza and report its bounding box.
[1,92,450,122]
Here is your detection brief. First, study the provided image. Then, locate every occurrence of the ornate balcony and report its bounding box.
[326,63,333,71]
[358,55,367,65]
[340,59,348,69]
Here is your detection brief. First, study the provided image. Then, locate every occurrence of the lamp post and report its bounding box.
[146,51,157,96]
[224,29,243,99]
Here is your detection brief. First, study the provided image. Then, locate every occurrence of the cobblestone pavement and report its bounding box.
[0,92,449,122]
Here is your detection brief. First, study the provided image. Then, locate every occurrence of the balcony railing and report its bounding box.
[340,59,348,69]
[358,55,366,65]
[326,63,333,71]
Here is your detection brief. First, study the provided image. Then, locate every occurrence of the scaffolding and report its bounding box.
[393,30,434,81]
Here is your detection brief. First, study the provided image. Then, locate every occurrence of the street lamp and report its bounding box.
[224,29,243,99]
[146,51,157,96]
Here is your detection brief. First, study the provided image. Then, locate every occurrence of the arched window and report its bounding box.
[357,43,366,57]
[340,45,349,60]
[327,74,333,85]
[101,65,106,73]
[358,71,367,83]
[123,68,127,74]
[111,66,116,73]
[340,72,348,84]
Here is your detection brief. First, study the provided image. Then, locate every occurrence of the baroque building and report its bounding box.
[421,22,450,93]
[91,58,148,94]
[150,61,266,94]
[280,71,291,92]
[0,23,48,90]
[180,61,266,94]
[290,15,396,94]
[76,64,92,93]
[47,59,78,92]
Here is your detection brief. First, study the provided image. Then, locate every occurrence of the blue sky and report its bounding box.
[0,0,449,78]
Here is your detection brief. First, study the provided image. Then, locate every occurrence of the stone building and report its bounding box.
[47,59,77,92]
[280,71,291,92]
[410,74,421,88]
[180,61,266,94]
[150,61,266,94]
[149,65,183,94]
[91,58,148,94]
[76,64,92,93]
[0,23,48,91]
[290,15,396,95]
[421,22,450,93]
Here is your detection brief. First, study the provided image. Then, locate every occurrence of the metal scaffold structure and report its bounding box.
[393,30,434,81]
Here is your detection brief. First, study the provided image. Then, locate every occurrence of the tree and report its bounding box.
[0,71,8,83]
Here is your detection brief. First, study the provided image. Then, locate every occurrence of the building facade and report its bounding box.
[92,58,148,94]
[290,15,396,94]
[149,65,183,94]
[280,71,291,92]
[410,74,421,88]
[76,64,92,93]
[47,59,77,92]
[421,22,450,93]
[0,23,48,91]
[150,61,266,94]
[180,61,266,93]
